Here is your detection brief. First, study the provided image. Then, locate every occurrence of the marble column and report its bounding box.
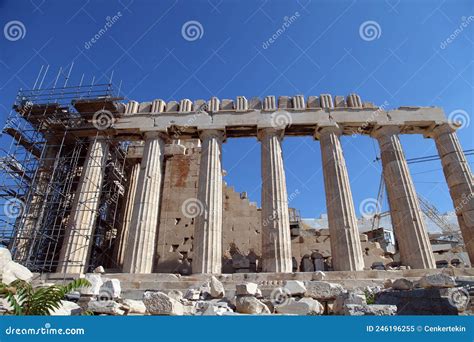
[318,126,364,271]
[259,128,292,273]
[432,123,474,262]
[114,160,140,269]
[192,130,224,274]
[123,132,166,273]
[57,137,109,273]
[373,126,436,269]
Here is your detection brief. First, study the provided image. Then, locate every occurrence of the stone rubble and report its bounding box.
[143,291,184,315]
[304,281,344,300]
[236,282,259,296]
[0,247,33,285]
[235,296,271,314]
[210,276,225,298]
[122,299,147,314]
[88,300,125,315]
[49,300,82,316]
[99,279,121,299]
[2,266,471,316]
[341,304,397,316]
[80,274,103,296]
[283,280,307,296]
[419,273,456,288]
[275,297,324,315]
[391,278,414,291]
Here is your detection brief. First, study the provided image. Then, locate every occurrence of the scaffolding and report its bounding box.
[0,66,129,273]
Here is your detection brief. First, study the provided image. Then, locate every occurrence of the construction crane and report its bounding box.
[369,174,463,245]
[417,193,463,244]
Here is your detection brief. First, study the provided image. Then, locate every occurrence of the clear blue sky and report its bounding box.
[0,0,472,219]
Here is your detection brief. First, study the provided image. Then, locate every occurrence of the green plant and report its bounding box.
[364,290,376,305]
[0,278,90,315]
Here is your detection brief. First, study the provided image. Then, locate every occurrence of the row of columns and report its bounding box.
[57,123,473,274]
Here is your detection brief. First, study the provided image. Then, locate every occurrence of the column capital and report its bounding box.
[198,129,225,142]
[315,125,342,139]
[431,123,456,138]
[88,135,109,142]
[143,131,169,141]
[371,125,401,140]
[257,127,284,141]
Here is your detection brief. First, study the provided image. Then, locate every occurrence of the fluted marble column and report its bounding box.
[259,128,292,273]
[123,132,166,273]
[114,161,141,269]
[58,137,109,273]
[432,123,474,262]
[373,126,436,269]
[318,126,364,271]
[193,130,224,274]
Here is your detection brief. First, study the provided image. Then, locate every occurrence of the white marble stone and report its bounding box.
[124,132,166,273]
[318,126,364,271]
[193,130,224,274]
[259,128,292,273]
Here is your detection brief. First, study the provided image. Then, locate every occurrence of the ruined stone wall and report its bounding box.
[154,143,391,274]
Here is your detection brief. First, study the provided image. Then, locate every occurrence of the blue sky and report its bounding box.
[0,0,472,219]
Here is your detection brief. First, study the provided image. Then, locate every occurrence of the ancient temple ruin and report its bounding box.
[1,76,473,276]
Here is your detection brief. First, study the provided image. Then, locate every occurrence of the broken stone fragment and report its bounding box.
[283,280,306,296]
[419,273,456,288]
[197,300,234,316]
[49,300,82,316]
[333,291,367,314]
[80,274,103,296]
[99,279,121,299]
[166,290,184,301]
[184,288,201,300]
[143,291,184,316]
[312,271,326,281]
[235,296,271,314]
[304,281,344,300]
[210,276,225,298]
[236,282,259,296]
[93,266,105,273]
[1,260,33,285]
[0,247,12,274]
[275,297,324,315]
[88,300,125,315]
[122,299,147,315]
[341,304,397,316]
[391,278,414,291]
